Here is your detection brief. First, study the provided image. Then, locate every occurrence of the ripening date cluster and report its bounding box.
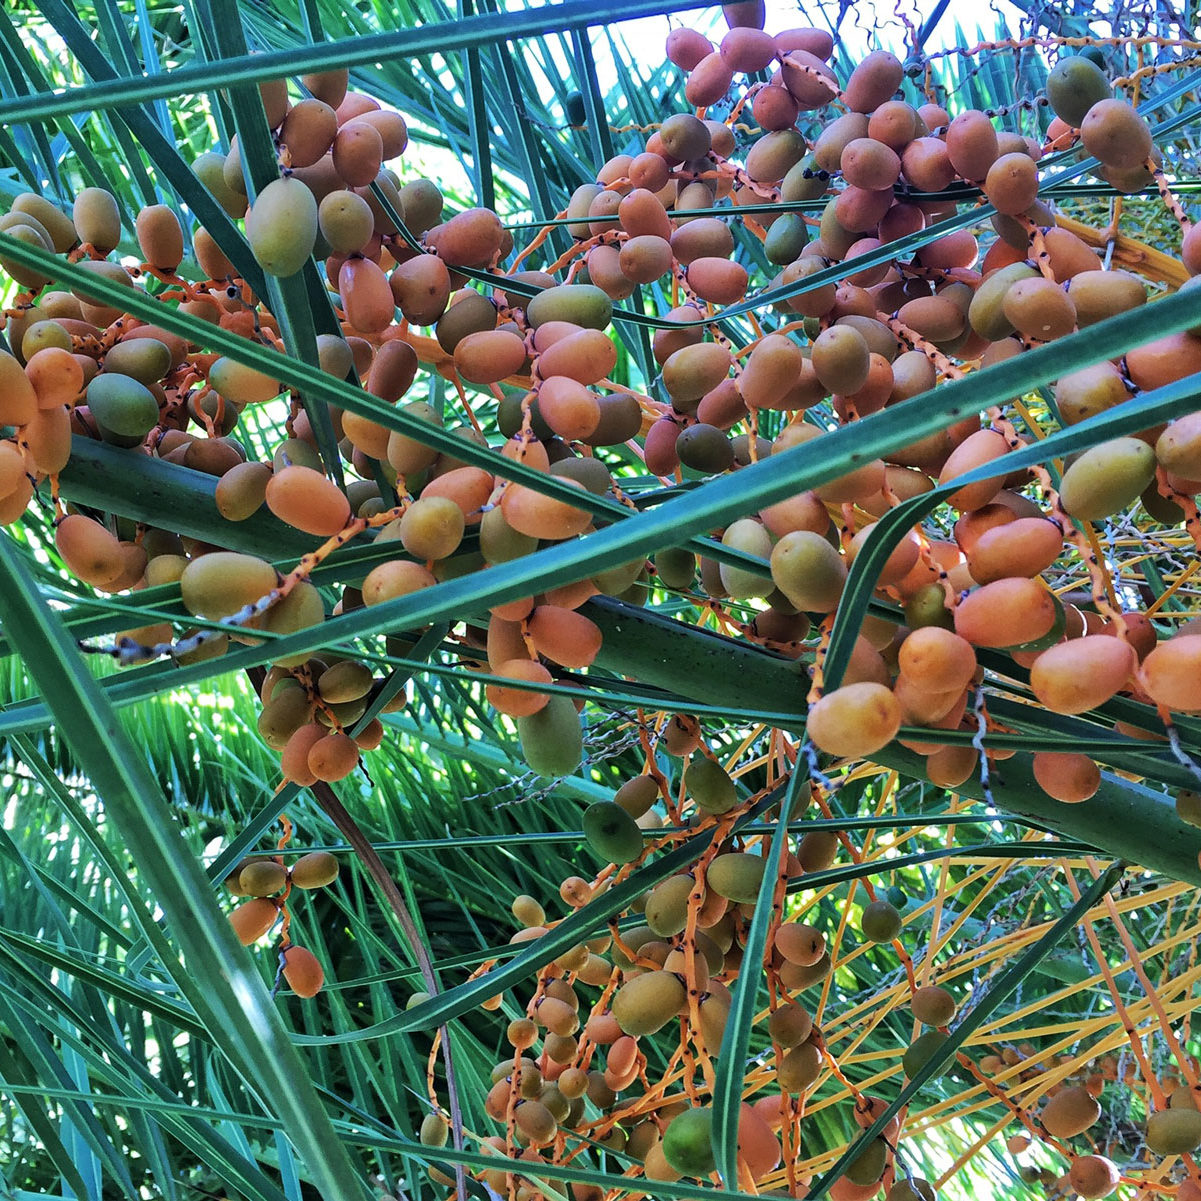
[2,4,1200,1197]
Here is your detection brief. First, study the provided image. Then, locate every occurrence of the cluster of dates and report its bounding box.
[1,1,1201,1196]
[0,8,1197,791]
